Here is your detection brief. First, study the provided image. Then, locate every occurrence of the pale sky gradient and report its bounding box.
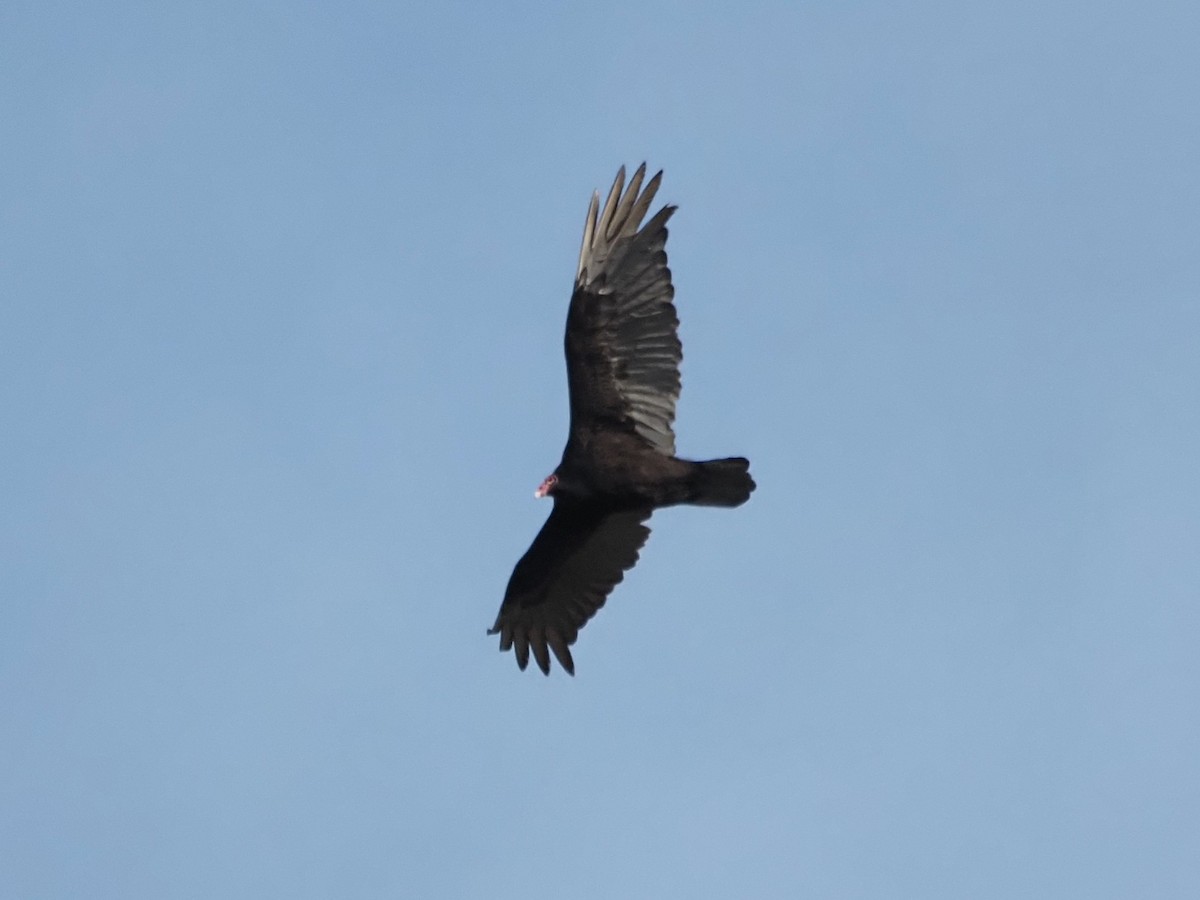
[3,2,1199,897]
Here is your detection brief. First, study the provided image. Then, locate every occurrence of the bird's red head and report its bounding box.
[535,473,558,498]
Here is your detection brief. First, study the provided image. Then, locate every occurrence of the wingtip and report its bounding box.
[577,191,601,281]
[546,628,576,676]
[578,163,672,286]
[598,166,626,241]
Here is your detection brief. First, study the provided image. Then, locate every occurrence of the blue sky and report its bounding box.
[3,2,1198,897]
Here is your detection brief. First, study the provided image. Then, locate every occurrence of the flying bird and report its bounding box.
[489,164,755,675]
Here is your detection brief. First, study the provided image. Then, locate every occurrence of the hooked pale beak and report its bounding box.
[535,474,558,498]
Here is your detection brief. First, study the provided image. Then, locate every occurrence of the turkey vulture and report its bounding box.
[489,164,755,675]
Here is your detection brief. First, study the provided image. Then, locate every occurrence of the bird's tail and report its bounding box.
[688,457,756,507]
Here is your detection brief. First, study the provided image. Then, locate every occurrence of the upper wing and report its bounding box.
[565,164,682,456]
[489,501,653,675]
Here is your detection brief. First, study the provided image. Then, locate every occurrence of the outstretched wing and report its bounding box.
[489,502,653,675]
[565,164,682,456]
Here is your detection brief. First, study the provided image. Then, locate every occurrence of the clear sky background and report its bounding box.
[3,2,1198,897]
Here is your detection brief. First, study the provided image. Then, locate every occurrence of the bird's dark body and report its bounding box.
[489,165,755,675]
[556,427,689,503]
